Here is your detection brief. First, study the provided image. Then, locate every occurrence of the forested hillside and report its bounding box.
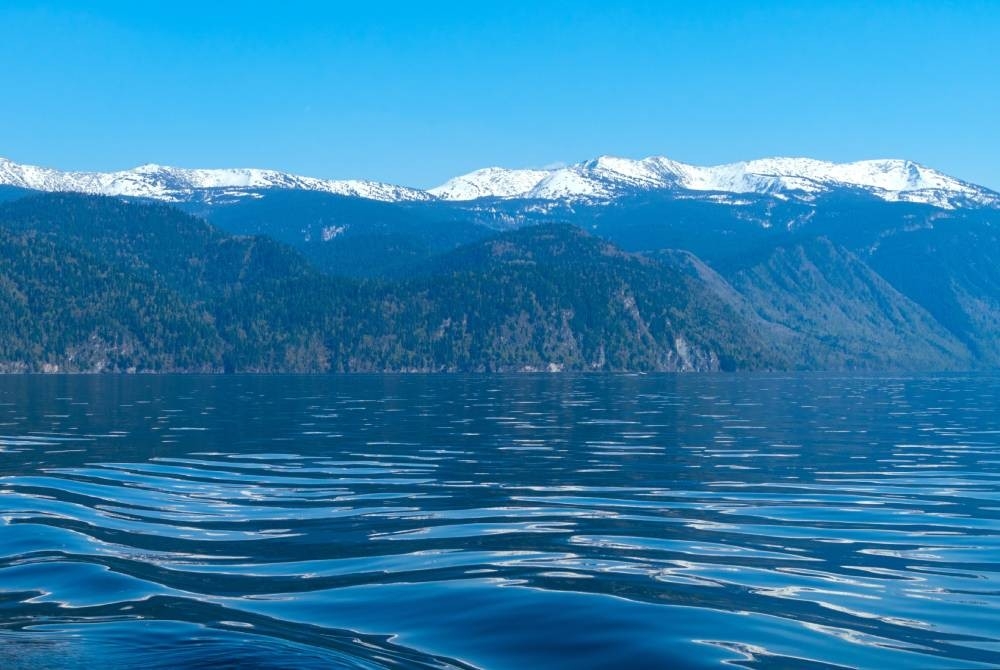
[1,188,998,373]
[0,194,778,372]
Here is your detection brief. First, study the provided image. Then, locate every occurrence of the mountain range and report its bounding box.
[1,154,998,373]
[2,154,997,209]
[0,157,432,203]
[430,156,1000,209]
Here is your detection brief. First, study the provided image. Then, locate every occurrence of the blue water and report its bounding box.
[1,374,999,669]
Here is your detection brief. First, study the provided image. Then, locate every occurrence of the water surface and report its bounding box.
[1,374,999,668]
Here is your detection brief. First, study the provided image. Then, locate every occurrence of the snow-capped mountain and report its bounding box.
[0,157,432,203]
[430,156,1000,209]
[2,154,997,210]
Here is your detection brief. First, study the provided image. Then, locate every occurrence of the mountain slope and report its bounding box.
[352,224,781,372]
[0,226,223,372]
[721,238,972,370]
[0,194,348,372]
[864,217,1000,365]
[192,190,496,278]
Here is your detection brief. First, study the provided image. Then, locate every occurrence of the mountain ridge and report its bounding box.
[430,156,1000,208]
[0,157,432,204]
[2,154,997,210]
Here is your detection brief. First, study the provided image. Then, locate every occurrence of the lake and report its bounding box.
[1,374,999,669]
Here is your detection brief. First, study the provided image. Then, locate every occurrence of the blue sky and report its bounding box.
[2,1,998,189]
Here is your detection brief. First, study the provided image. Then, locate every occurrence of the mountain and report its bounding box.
[386,224,781,372]
[0,157,431,204]
[188,190,496,278]
[431,156,1000,209]
[0,193,346,372]
[2,154,997,210]
[721,238,972,370]
[863,213,1000,365]
[3,154,1000,374]
[0,223,224,373]
[0,194,787,372]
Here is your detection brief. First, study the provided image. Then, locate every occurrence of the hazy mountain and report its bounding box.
[723,238,973,370]
[187,190,496,278]
[863,213,1000,366]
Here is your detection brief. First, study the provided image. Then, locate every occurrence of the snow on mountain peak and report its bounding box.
[428,166,551,200]
[0,158,432,203]
[430,155,999,208]
[1,154,996,210]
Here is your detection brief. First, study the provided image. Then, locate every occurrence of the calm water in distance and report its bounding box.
[1,373,999,669]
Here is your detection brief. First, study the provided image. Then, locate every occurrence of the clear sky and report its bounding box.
[2,1,998,189]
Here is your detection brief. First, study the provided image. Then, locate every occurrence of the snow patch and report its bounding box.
[321,225,347,241]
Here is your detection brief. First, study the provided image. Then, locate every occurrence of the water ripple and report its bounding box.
[1,374,999,669]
